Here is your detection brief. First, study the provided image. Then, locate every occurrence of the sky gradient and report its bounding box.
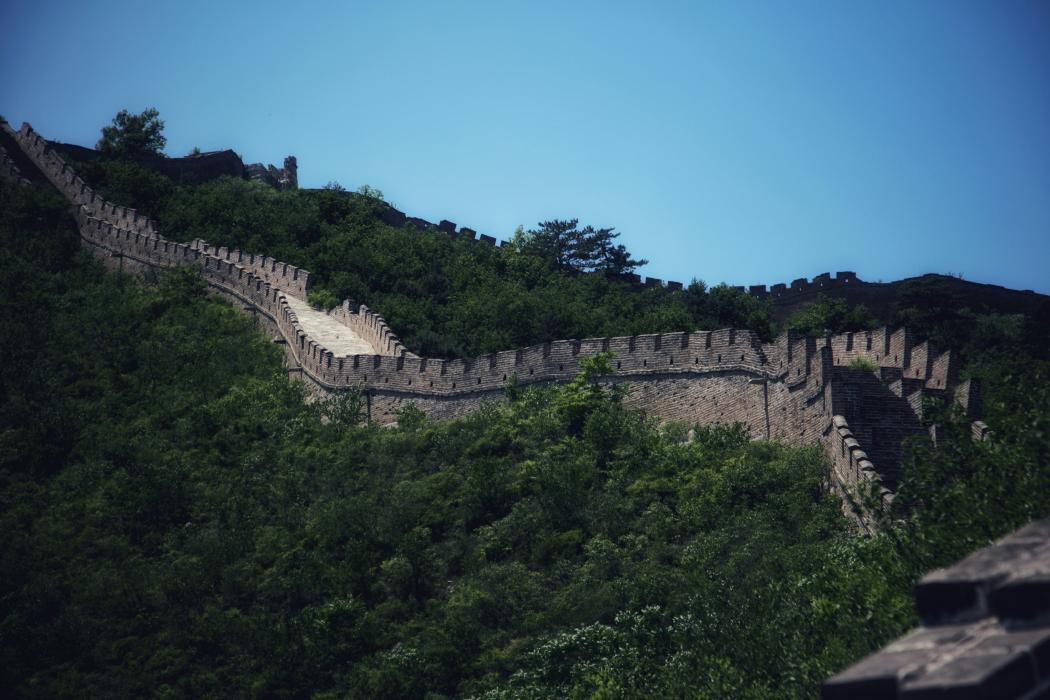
[2,1,1048,292]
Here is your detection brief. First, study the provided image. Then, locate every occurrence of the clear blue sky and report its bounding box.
[3,1,1049,292]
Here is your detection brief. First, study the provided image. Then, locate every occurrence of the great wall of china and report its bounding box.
[0,120,988,530]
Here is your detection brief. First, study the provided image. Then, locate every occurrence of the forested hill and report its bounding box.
[47,139,1050,361]
[2,118,1050,698]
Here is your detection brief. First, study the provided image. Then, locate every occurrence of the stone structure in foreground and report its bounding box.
[1,119,988,531]
[824,518,1050,699]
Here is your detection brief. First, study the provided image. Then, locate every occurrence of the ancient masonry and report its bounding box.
[1,121,984,530]
[824,518,1050,699]
[246,155,298,191]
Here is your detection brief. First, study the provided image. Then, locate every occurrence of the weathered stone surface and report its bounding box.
[990,573,1050,624]
[917,529,1050,625]
[825,520,1050,700]
[899,650,1036,699]
[245,156,298,190]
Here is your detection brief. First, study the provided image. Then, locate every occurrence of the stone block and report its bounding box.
[823,650,923,699]
[917,541,1045,624]
[990,572,1050,624]
[899,651,1036,699]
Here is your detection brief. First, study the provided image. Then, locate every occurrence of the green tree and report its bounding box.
[589,226,647,275]
[522,219,646,274]
[788,295,877,336]
[356,184,385,201]
[96,107,167,157]
[686,281,776,341]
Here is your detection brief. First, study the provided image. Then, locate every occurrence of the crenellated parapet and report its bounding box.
[824,415,890,533]
[73,207,331,381]
[817,327,958,389]
[189,239,311,301]
[329,300,414,358]
[824,518,1050,699]
[736,270,862,299]
[282,327,778,396]
[9,122,159,238]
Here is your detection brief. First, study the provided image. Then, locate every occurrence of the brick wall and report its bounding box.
[189,239,311,301]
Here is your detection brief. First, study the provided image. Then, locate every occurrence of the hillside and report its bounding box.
[1,119,1049,698]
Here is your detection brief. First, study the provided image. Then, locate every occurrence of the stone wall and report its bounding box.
[189,239,311,301]
[736,270,861,299]
[245,155,297,190]
[329,300,414,358]
[11,122,160,238]
[824,415,892,533]
[7,120,982,506]
[48,141,247,186]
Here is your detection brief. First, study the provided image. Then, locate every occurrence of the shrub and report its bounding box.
[308,287,341,310]
[848,357,879,371]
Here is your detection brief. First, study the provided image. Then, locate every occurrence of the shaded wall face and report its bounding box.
[49,141,246,185]
[620,373,767,433]
[363,369,824,444]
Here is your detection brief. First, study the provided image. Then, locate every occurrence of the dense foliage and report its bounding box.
[786,295,877,336]
[2,175,1049,698]
[70,158,776,358]
[96,107,167,157]
[515,218,647,275]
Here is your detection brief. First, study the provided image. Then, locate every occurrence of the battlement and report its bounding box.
[238,321,954,421]
[329,301,412,358]
[285,327,783,397]
[14,122,159,238]
[736,271,862,299]
[824,415,888,533]
[73,208,329,378]
[56,191,970,423]
[817,327,957,389]
[9,121,965,398]
[189,239,311,301]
